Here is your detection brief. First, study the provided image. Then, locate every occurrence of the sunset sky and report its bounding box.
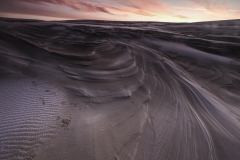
[0,0,240,22]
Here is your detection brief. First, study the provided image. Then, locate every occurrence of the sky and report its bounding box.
[0,0,240,22]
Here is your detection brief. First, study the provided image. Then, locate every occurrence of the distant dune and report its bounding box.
[0,18,240,160]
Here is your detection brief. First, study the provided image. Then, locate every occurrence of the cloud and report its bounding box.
[18,0,169,16]
[17,0,113,14]
[0,0,207,22]
[107,0,172,17]
[0,1,86,19]
[186,0,228,12]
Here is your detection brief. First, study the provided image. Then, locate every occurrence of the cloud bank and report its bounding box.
[0,0,239,22]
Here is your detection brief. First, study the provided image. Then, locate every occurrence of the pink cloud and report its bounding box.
[10,0,169,16]
[0,0,190,21]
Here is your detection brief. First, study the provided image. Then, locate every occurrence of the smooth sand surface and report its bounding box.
[0,18,240,160]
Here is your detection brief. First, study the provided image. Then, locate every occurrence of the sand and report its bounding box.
[0,18,240,160]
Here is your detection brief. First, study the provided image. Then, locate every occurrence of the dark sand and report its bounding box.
[0,18,240,160]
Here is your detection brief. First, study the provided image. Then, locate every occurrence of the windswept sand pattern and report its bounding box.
[0,18,240,160]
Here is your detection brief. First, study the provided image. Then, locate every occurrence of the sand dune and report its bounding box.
[0,18,240,160]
